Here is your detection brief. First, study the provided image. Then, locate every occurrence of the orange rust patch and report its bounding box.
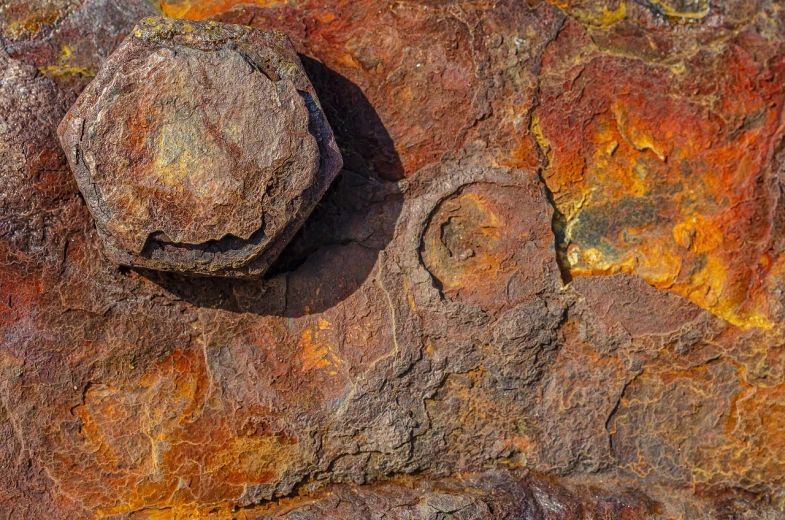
[423,191,504,293]
[49,346,308,516]
[158,0,288,20]
[335,52,363,70]
[297,318,344,374]
[535,19,785,328]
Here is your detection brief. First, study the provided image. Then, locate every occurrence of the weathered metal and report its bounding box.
[58,17,342,277]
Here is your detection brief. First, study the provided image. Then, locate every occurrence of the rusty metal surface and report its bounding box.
[2,0,785,518]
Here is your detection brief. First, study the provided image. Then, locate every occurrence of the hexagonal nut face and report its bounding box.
[57,16,342,277]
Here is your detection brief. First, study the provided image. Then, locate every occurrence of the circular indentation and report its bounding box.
[420,182,557,312]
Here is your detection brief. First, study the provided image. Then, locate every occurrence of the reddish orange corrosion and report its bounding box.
[8,0,785,515]
[0,246,45,332]
[535,19,785,328]
[157,0,287,21]
[46,345,311,517]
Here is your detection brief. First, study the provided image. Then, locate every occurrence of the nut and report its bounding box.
[57,16,342,277]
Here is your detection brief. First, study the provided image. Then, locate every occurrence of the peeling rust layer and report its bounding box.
[535,1,785,328]
[3,0,785,518]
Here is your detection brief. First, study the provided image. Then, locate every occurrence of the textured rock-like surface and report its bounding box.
[248,469,782,520]
[58,16,342,276]
[534,2,785,328]
[3,0,785,518]
[1,0,157,93]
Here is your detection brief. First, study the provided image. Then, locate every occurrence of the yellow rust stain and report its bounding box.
[1,0,67,38]
[647,0,709,20]
[592,1,627,26]
[529,113,551,167]
[547,1,627,27]
[152,119,222,193]
[38,46,96,80]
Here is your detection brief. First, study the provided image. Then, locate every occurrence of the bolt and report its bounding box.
[58,16,342,277]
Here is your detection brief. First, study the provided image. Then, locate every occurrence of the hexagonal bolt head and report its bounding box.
[58,16,342,277]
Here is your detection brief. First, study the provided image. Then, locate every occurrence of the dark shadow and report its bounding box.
[140,57,404,317]
[299,56,405,182]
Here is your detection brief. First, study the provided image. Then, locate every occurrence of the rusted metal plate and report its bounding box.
[2,0,785,517]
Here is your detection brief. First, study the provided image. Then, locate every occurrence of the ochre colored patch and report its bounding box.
[0,0,74,38]
[423,191,504,294]
[38,46,96,80]
[548,0,628,27]
[48,347,307,517]
[158,0,287,20]
[535,19,785,328]
[297,318,344,375]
